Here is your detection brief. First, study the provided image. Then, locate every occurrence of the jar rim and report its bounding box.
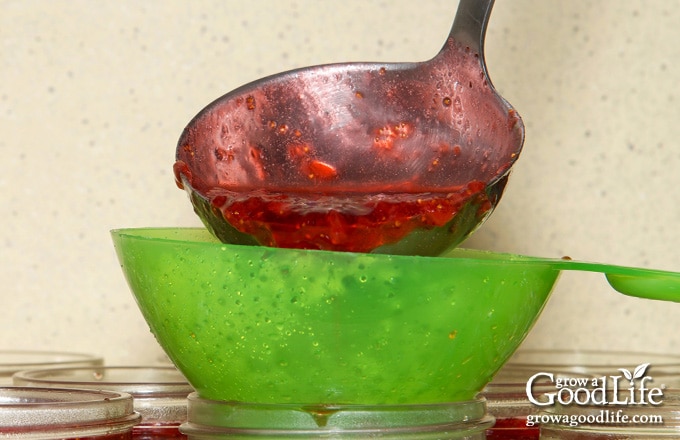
[12,365,192,397]
[506,349,680,371]
[181,393,494,437]
[0,386,141,433]
[0,350,103,377]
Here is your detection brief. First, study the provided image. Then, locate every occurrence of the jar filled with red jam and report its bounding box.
[539,389,680,439]
[482,368,595,440]
[0,350,103,385]
[0,386,140,439]
[483,383,541,440]
[483,382,562,439]
[13,366,192,440]
[180,393,495,439]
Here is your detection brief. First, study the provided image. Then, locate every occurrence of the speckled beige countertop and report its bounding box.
[1,1,679,364]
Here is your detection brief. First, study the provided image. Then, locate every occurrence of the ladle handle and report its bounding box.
[449,0,495,56]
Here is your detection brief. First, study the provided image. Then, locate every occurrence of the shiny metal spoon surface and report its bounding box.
[174,0,524,255]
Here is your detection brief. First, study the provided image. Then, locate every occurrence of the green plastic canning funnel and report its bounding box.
[111,228,680,405]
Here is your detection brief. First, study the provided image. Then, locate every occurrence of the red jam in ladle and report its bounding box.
[174,0,523,255]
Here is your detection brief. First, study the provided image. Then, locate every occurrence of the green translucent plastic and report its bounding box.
[111,228,558,405]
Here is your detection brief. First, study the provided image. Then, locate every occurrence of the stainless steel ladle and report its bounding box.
[174,0,523,255]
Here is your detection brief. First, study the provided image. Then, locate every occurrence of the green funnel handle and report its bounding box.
[604,271,680,302]
[546,258,680,302]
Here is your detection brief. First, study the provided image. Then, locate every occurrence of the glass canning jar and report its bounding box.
[482,371,591,440]
[13,366,192,440]
[0,386,140,439]
[539,389,680,439]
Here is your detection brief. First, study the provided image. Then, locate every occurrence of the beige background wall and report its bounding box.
[2,0,678,365]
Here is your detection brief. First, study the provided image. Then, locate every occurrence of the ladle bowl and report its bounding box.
[112,227,557,405]
[173,0,523,255]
